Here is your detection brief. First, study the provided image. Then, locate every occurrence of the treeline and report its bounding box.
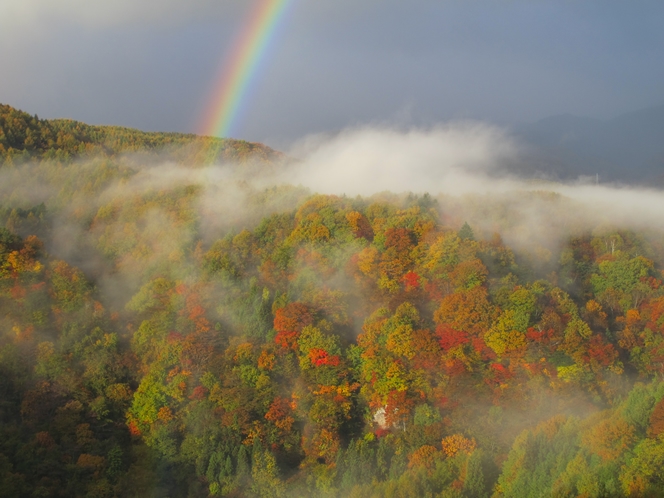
[2,180,664,497]
[0,103,281,165]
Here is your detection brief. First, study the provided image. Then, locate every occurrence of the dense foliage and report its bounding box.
[0,103,281,165]
[1,105,664,497]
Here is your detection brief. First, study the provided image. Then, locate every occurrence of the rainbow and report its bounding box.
[200,0,294,139]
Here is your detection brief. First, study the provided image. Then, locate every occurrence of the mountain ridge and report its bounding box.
[0,103,283,165]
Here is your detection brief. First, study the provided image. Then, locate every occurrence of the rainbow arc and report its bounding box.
[201,0,294,139]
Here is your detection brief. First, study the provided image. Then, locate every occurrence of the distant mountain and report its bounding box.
[0,103,282,165]
[513,104,664,184]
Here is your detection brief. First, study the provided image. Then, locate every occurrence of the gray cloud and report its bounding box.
[1,1,663,145]
[0,0,442,30]
[0,0,242,29]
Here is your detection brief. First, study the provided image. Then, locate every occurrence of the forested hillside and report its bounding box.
[1,108,664,497]
[0,104,281,165]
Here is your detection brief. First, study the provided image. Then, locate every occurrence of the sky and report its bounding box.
[1,0,663,148]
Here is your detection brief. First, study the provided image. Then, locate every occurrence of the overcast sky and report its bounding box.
[1,0,663,148]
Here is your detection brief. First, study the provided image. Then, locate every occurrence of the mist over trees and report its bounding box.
[2,103,664,497]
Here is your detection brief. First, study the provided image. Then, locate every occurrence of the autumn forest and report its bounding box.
[2,103,664,497]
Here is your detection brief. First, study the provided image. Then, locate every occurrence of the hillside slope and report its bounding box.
[2,187,664,497]
[2,103,664,497]
[0,103,282,165]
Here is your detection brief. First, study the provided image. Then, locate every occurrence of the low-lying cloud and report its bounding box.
[282,124,664,262]
[286,123,518,196]
[284,124,663,222]
[2,122,664,291]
